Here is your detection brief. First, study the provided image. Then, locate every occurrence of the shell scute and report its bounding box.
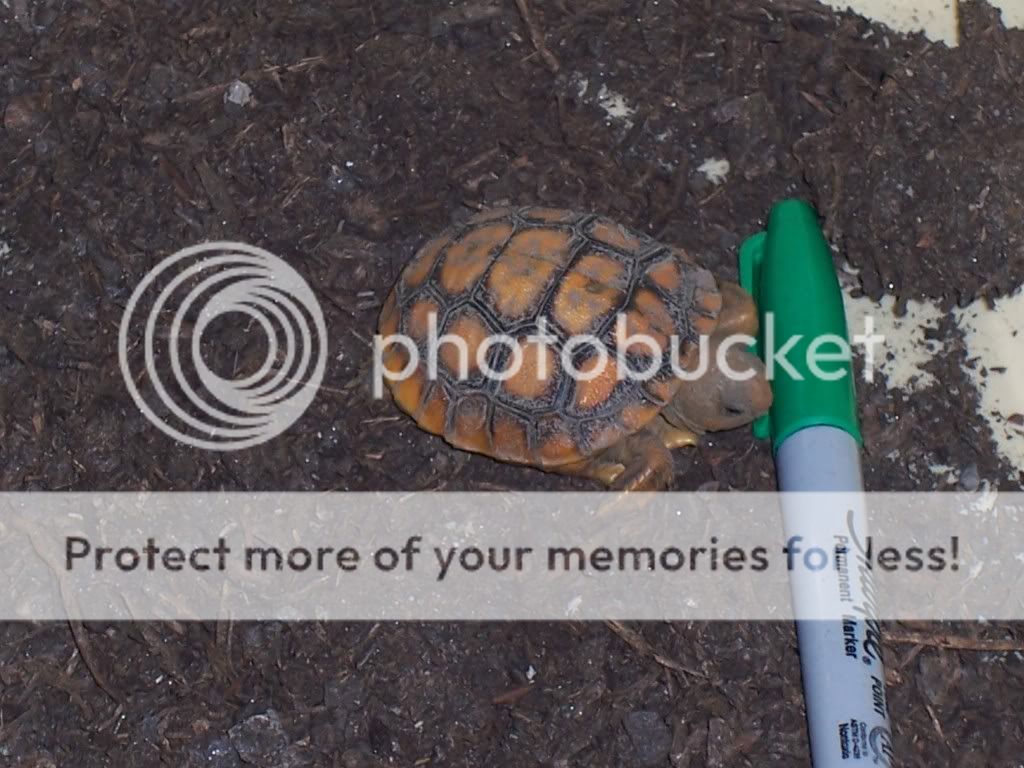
[402,235,448,291]
[500,337,559,404]
[572,355,619,412]
[491,410,533,464]
[587,217,646,255]
[439,221,512,295]
[535,415,583,466]
[447,395,491,454]
[416,383,450,434]
[486,227,574,321]
[522,207,577,224]
[552,269,625,336]
[439,311,492,379]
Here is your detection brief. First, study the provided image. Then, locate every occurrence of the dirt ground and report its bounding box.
[1,0,1023,765]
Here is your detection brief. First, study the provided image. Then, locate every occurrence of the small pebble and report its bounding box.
[204,736,242,768]
[228,710,288,766]
[224,80,253,107]
[328,164,360,194]
[959,462,980,492]
[3,94,46,139]
[340,746,384,768]
[621,710,672,767]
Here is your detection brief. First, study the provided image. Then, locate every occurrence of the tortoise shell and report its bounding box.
[379,207,723,468]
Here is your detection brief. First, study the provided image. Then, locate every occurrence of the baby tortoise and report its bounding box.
[379,207,771,490]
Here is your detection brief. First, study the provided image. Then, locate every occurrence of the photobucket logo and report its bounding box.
[118,242,327,450]
[373,312,884,395]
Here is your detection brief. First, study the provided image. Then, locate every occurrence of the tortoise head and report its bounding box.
[662,341,772,433]
[662,281,772,434]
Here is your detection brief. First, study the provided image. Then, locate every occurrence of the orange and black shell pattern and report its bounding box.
[378,207,723,468]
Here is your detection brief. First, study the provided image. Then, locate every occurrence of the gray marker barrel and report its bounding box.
[777,426,893,767]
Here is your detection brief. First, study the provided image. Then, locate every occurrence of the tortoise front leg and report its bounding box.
[585,428,675,491]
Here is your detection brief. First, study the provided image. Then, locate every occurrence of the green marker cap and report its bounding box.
[738,199,861,453]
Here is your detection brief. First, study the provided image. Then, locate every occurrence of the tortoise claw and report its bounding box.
[649,416,700,449]
[592,462,627,486]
